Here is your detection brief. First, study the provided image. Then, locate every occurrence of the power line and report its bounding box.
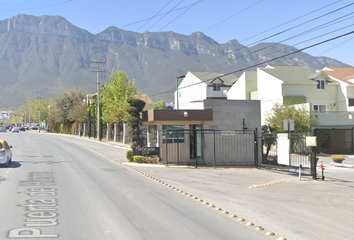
[149,30,354,98]
[317,35,354,57]
[243,13,354,59]
[240,0,344,43]
[157,0,203,32]
[119,1,206,29]
[200,2,354,73]
[145,0,184,32]
[136,0,173,32]
[256,22,354,64]
[0,0,73,13]
[203,0,265,33]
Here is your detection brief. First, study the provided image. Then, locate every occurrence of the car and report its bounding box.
[11,127,20,133]
[0,140,12,167]
[30,126,38,130]
[0,126,6,132]
[19,127,25,131]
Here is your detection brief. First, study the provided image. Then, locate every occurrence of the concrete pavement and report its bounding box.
[35,131,354,239]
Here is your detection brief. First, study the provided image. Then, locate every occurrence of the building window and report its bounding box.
[213,83,221,91]
[162,124,185,143]
[313,104,328,112]
[148,125,157,141]
[349,99,354,106]
[317,80,325,89]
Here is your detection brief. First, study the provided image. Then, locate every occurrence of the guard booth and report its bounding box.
[158,128,258,167]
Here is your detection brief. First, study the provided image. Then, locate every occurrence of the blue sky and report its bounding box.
[0,0,353,66]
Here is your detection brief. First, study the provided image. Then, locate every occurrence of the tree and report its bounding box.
[264,103,318,133]
[153,100,167,109]
[47,89,88,133]
[100,71,137,125]
[127,97,146,147]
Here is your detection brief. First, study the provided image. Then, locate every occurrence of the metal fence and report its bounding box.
[259,133,311,169]
[158,129,257,167]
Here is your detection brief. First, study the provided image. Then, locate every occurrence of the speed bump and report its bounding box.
[250,180,287,189]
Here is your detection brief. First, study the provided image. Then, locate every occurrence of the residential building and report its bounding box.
[174,71,238,110]
[312,67,354,154]
[319,67,354,111]
[227,65,339,125]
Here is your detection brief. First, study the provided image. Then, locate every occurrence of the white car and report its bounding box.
[0,140,12,167]
[11,127,20,133]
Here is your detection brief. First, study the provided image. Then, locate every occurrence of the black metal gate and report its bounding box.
[259,133,311,169]
[158,129,257,167]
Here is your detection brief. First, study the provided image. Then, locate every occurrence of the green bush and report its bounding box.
[133,155,160,164]
[331,155,345,161]
[126,150,133,162]
[133,155,143,163]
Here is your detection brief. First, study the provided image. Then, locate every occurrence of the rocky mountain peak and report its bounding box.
[0,14,90,38]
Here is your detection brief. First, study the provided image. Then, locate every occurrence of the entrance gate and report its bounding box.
[158,129,258,167]
[259,133,311,169]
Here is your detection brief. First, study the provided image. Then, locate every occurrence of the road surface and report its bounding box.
[0,131,271,240]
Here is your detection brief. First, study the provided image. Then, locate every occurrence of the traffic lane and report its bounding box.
[1,133,271,240]
[321,164,354,186]
[130,165,354,240]
[33,133,130,163]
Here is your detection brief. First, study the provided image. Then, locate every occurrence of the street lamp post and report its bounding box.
[176,75,185,110]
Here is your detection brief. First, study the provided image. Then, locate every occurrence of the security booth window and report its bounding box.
[148,125,157,141]
[162,124,184,143]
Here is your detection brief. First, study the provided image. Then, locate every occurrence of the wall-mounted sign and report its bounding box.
[283,119,295,131]
[306,136,317,147]
[133,147,159,156]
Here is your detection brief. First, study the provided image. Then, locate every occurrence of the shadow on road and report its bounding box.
[9,161,21,168]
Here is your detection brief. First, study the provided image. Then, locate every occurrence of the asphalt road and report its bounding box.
[0,131,272,240]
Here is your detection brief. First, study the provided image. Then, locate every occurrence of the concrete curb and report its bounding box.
[330,162,354,168]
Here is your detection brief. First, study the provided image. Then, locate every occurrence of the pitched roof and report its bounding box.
[190,72,238,86]
[140,93,154,105]
[260,65,332,84]
[320,67,354,84]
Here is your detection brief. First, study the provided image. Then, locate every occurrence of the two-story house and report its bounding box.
[227,65,338,124]
[174,71,238,109]
[319,67,354,111]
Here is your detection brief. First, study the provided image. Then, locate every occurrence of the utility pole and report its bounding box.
[91,60,106,140]
[36,92,44,133]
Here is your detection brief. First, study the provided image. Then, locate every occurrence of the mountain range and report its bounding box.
[0,14,351,110]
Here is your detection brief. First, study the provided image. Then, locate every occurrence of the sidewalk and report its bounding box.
[37,130,354,239]
[126,162,353,240]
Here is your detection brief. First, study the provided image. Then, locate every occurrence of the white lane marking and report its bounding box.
[4,170,10,177]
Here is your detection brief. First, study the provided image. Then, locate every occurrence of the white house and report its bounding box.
[227,65,339,124]
[174,71,238,110]
[319,67,354,112]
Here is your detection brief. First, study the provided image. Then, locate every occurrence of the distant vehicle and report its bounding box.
[0,139,12,167]
[0,126,5,132]
[30,126,38,130]
[11,127,20,133]
[19,127,26,131]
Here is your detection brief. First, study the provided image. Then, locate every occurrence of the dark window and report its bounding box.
[0,143,2,149]
[349,99,354,106]
[213,83,221,91]
[317,80,325,89]
[162,125,185,143]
